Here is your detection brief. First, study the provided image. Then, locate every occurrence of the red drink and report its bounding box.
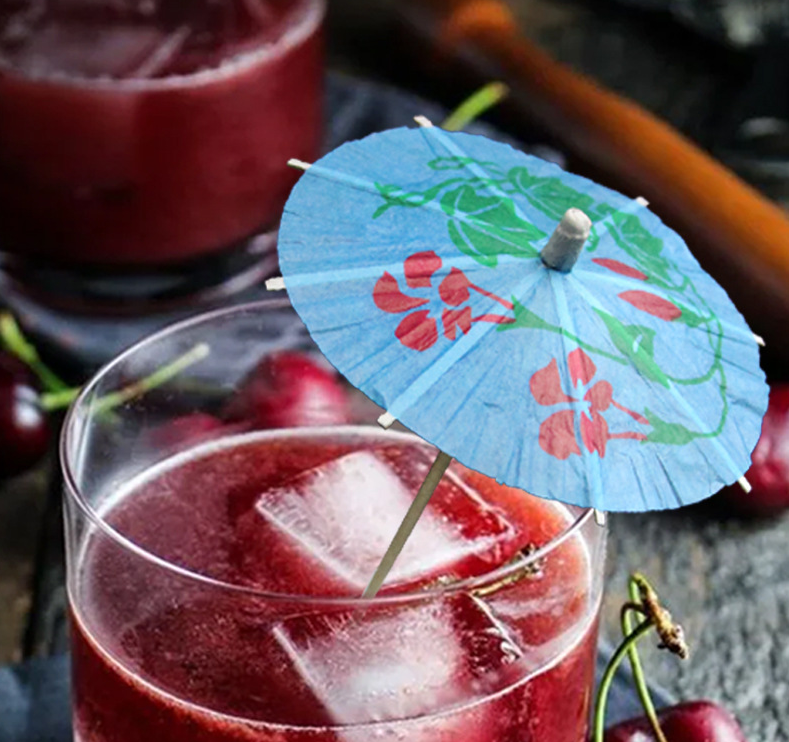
[0,0,322,269]
[68,429,603,742]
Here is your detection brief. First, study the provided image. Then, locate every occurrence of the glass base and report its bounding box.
[0,230,278,316]
[0,230,284,372]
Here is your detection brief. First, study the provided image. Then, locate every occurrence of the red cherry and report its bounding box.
[0,351,50,479]
[721,384,789,515]
[228,352,350,429]
[604,701,747,742]
[146,413,226,452]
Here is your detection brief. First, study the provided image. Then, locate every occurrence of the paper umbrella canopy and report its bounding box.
[271,125,768,515]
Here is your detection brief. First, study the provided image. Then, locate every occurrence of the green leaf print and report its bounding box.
[507,168,596,220]
[595,310,670,388]
[503,300,554,331]
[644,409,698,445]
[428,156,504,175]
[440,185,544,267]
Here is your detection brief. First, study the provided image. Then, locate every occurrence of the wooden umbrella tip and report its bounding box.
[560,207,593,238]
[541,208,592,273]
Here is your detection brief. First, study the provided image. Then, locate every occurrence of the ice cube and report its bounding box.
[270,594,523,727]
[235,448,521,595]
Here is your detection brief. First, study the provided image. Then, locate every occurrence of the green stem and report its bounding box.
[0,312,70,393]
[40,342,210,413]
[623,580,668,742]
[442,82,509,132]
[593,620,655,742]
[39,387,80,412]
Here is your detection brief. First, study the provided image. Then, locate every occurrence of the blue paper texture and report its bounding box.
[278,127,768,512]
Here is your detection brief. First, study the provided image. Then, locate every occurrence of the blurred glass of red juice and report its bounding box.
[0,0,323,273]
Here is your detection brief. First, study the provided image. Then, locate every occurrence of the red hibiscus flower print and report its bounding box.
[618,290,681,321]
[373,251,514,351]
[592,258,647,281]
[592,257,681,322]
[530,348,648,460]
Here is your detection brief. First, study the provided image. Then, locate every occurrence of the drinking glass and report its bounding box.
[0,1,324,308]
[62,300,606,742]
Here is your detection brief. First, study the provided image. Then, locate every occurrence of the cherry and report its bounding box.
[0,351,50,478]
[145,412,226,452]
[720,384,789,515]
[226,351,350,430]
[604,701,747,742]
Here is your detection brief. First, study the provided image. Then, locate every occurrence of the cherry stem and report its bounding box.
[40,342,210,413]
[441,82,509,132]
[623,580,668,742]
[593,619,655,742]
[593,573,688,742]
[0,312,70,393]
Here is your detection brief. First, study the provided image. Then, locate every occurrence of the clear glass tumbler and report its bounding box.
[62,300,607,742]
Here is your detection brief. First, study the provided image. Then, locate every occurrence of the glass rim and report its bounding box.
[0,0,324,91]
[60,299,597,607]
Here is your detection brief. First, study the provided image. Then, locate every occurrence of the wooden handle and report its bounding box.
[418,0,789,354]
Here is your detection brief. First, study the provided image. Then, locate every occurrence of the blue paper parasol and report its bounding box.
[270,122,767,591]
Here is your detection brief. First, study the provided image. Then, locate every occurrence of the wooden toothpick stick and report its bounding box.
[362,450,453,598]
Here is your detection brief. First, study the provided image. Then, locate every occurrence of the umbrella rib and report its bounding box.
[417,126,541,228]
[568,276,747,484]
[547,272,606,511]
[381,267,545,423]
[420,126,649,258]
[418,127,514,192]
[290,161,538,249]
[573,267,761,347]
[272,248,531,290]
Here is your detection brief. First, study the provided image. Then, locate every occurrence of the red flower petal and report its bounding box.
[438,267,471,306]
[592,258,647,281]
[373,272,429,314]
[395,310,438,351]
[539,410,581,460]
[530,358,575,406]
[585,380,612,412]
[568,348,597,388]
[404,251,442,288]
[618,290,681,321]
[580,411,609,457]
[442,306,473,340]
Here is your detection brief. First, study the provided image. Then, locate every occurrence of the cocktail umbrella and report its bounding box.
[268,122,768,596]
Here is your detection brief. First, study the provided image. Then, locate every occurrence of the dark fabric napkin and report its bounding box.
[0,648,673,742]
